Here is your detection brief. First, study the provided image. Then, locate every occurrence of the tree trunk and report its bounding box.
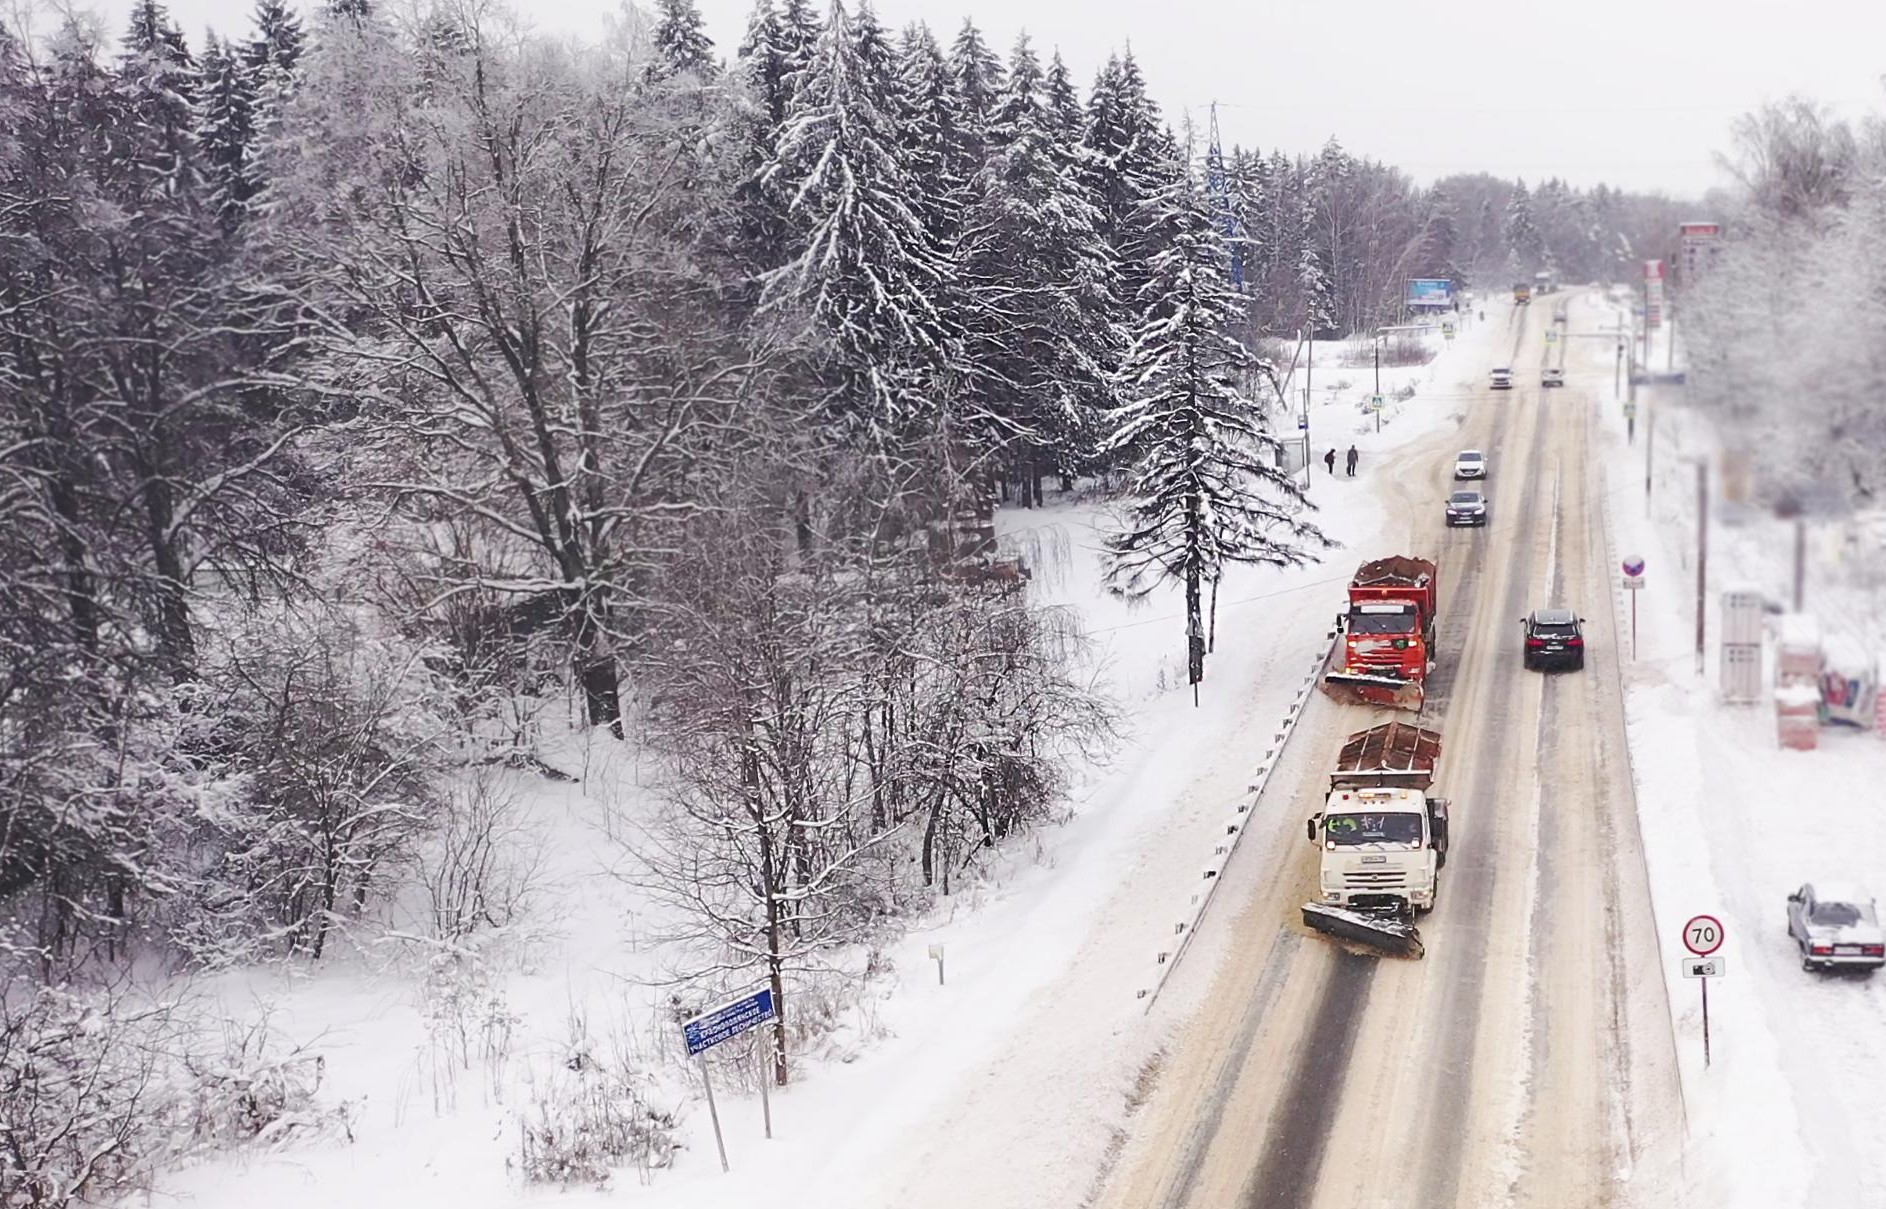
[138,469,196,682]
[748,745,790,1086]
[570,595,623,738]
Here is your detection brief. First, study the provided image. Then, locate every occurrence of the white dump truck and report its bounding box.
[1302,723,1450,957]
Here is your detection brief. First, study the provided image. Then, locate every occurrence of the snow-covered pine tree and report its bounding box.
[732,0,797,276]
[245,0,303,76]
[1257,146,1301,329]
[761,0,949,437]
[958,33,1123,502]
[777,0,822,73]
[1420,185,1464,288]
[196,34,258,234]
[894,21,960,257]
[118,0,200,200]
[1104,148,1326,691]
[849,1,896,112]
[652,0,716,80]
[1303,136,1352,330]
[1505,178,1545,274]
[947,18,1003,150]
[1082,49,1173,320]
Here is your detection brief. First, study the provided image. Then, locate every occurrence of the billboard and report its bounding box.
[1644,259,1664,328]
[1406,278,1453,308]
[1679,221,1723,283]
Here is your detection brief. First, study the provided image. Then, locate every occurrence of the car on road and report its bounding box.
[1788,883,1886,973]
[1453,449,1487,480]
[1520,608,1584,670]
[1490,367,1513,390]
[1542,367,1565,388]
[1444,490,1487,528]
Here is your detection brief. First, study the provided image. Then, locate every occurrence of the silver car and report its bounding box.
[1787,882,1886,973]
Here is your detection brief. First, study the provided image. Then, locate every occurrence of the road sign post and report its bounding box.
[1621,557,1646,659]
[683,987,780,1169]
[1682,914,1725,1069]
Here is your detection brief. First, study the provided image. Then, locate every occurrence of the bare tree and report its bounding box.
[265,12,764,738]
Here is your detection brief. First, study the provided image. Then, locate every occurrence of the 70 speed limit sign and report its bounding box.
[1683,914,1725,956]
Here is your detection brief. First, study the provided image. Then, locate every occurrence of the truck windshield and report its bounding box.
[1323,813,1423,846]
[1348,612,1415,635]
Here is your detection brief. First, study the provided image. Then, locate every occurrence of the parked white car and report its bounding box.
[1453,449,1486,480]
[1788,882,1886,973]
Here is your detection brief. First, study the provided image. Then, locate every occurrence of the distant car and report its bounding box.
[1453,449,1487,480]
[1445,490,1487,528]
[1490,368,1513,390]
[1788,883,1886,973]
[1542,367,1565,388]
[1520,608,1584,670]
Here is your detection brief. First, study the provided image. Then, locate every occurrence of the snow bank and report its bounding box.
[1589,286,1886,1209]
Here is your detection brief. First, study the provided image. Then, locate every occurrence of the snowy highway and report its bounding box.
[1098,297,1684,1209]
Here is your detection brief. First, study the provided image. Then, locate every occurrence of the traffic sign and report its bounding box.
[1683,914,1725,956]
[684,987,776,1057]
[1681,956,1727,978]
[1368,394,1386,411]
[1623,576,1645,591]
[1545,329,1558,343]
[1622,556,1645,577]
[1298,416,1308,430]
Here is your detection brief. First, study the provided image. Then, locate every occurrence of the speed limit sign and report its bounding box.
[1683,914,1725,956]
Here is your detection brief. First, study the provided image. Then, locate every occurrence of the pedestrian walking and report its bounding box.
[1345,445,1359,477]
[1324,448,1337,475]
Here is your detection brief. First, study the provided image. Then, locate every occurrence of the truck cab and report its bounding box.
[1306,724,1451,919]
[1309,788,1448,917]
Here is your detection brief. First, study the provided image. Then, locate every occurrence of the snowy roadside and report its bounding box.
[144,318,1488,1209]
[1589,288,1886,1209]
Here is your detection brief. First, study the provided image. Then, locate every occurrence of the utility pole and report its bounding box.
[1666,295,1677,372]
[1695,460,1708,674]
[1373,333,1381,396]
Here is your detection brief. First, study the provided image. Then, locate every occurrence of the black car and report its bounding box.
[1445,490,1487,527]
[1521,608,1585,670]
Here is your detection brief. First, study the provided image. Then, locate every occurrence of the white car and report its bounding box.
[1454,449,1486,480]
[1490,368,1513,390]
[1788,883,1886,973]
[1542,367,1565,388]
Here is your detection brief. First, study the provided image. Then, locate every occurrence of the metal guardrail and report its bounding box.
[1137,627,1340,1010]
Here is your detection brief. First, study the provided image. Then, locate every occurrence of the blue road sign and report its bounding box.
[684,988,776,1057]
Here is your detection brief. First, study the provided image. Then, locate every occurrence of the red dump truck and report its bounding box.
[1322,556,1440,711]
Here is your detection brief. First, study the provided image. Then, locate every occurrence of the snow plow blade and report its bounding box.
[1301,903,1426,959]
[1320,671,1427,712]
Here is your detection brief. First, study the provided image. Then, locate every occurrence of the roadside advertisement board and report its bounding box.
[1406,278,1453,308]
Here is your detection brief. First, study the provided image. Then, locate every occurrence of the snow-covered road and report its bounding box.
[1096,292,1685,1209]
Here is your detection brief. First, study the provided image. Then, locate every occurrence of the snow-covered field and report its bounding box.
[1589,289,1886,1209]
[149,319,1491,1209]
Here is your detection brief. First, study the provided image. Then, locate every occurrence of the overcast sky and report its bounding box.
[88,0,1886,198]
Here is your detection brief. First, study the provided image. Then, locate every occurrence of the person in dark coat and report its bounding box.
[1345,445,1359,476]
[1324,447,1337,475]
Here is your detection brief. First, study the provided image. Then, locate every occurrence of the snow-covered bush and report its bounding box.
[181,608,452,962]
[178,1015,340,1151]
[416,773,545,943]
[512,1014,679,1187]
[0,981,338,1208]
